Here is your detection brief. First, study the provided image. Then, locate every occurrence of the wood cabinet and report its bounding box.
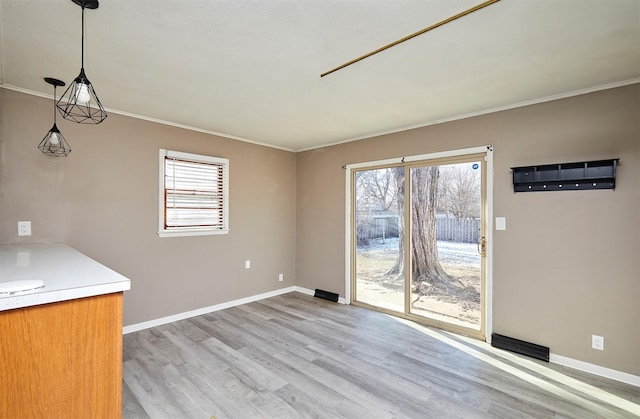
[0,292,123,418]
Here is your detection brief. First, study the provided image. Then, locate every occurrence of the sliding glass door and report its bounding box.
[352,152,486,338]
[354,166,405,313]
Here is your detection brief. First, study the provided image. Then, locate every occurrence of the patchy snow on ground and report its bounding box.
[358,237,480,266]
[437,240,481,266]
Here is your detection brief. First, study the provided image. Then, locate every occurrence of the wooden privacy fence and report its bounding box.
[435,217,480,243]
[357,215,480,244]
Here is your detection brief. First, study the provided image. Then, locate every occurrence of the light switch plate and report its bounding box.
[495,217,506,231]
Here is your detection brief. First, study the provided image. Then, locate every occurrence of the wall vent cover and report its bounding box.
[491,333,550,362]
[314,289,339,302]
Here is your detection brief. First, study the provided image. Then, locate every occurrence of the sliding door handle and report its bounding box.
[478,236,486,257]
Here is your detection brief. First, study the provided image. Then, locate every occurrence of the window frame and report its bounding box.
[158,149,229,238]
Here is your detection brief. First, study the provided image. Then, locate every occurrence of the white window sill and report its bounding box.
[158,228,230,238]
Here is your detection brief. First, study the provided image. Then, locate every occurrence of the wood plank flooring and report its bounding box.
[122,292,640,418]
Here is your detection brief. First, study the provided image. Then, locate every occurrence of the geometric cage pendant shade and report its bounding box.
[57,68,107,124]
[38,78,72,157]
[57,0,107,124]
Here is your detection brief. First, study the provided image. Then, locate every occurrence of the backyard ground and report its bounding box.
[356,237,481,329]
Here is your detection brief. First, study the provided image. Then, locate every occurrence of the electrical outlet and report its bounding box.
[592,335,604,351]
[18,221,31,236]
[245,260,251,269]
[278,274,284,282]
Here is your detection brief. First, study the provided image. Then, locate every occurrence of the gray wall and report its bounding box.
[2,84,638,377]
[295,84,639,376]
[0,88,297,326]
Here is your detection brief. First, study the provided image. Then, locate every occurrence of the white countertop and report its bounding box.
[0,243,131,311]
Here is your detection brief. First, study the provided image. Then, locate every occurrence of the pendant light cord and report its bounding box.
[53,86,57,124]
[81,3,85,70]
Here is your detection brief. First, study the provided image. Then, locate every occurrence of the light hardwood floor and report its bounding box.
[122,292,640,418]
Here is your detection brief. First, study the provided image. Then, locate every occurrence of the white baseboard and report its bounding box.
[292,286,315,298]
[550,354,640,387]
[123,286,296,334]
[123,286,347,335]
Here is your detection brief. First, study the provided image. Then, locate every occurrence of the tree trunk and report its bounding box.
[410,166,450,285]
[388,166,462,293]
[386,167,404,279]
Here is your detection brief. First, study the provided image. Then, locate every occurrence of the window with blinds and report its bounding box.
[158,149,229,237]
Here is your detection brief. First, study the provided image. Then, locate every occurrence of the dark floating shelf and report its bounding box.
[512,159,619,192]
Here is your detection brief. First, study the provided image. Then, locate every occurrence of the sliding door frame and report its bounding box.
[345,145,494,341]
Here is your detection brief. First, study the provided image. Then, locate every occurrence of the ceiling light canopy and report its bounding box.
[57,0,107,124]
[39,77,72,157]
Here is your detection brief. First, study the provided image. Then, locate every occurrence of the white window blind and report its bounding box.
[159,150,229,237]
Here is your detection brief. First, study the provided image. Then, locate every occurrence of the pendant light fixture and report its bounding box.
[39,78,72,157]
[57,0,107,124]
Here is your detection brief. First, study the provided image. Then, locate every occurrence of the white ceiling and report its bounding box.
[1,0,638,151]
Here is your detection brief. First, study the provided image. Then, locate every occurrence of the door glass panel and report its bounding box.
[409,161,482,330]
[354,167,404,313]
